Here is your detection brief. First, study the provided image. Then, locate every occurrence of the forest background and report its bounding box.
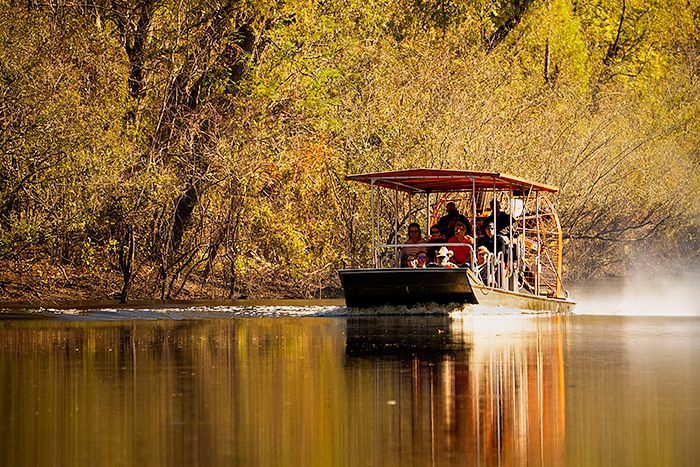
[1,0,699,303]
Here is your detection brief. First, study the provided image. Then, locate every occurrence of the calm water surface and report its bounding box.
[1,293,699,466]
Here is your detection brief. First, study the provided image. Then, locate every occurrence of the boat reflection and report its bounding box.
[344,314,566,465]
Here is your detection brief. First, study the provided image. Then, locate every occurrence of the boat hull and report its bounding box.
[339,269,574,313]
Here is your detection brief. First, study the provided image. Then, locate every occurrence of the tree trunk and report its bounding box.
[118,228,135,303]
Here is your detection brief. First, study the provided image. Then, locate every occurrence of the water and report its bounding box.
[1,291,699,466]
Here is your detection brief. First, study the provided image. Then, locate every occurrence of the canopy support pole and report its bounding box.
[492,177,497,281]
[394,188,399,268]
[371,179,377,268]
[508,183,514,291]
[535,191,541,295]
[426,193,431,239]
[471,177,477,272]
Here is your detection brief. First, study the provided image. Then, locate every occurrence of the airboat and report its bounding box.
[338,169,575,313]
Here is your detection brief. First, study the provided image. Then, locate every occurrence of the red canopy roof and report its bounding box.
[345,169,558,194]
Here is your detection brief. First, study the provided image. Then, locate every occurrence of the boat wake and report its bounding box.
[4,301,561,321]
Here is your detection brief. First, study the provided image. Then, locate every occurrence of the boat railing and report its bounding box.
[377,242,474,249]
[376,242,475,268]
[377,240,533,295]
[477,251,506,289]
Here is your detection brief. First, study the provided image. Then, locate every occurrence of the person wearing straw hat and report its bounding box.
[432,246,457,268]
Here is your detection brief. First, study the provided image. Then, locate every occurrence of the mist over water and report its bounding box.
[569,274,700,316]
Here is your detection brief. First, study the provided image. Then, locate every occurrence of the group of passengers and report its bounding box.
[400,201,514,281]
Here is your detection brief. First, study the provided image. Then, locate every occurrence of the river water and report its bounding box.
[1,281,699,466]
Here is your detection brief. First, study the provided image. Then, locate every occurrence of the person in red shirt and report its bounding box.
[447,221,474,267]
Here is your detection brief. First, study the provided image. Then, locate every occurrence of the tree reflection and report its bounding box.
[0,313,566,466]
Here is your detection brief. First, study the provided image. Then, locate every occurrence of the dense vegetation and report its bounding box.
[1,0,699,302]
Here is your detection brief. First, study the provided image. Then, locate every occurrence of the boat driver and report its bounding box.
[436,202,472,240]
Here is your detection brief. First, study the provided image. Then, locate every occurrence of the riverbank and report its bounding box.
[0,261,343,307]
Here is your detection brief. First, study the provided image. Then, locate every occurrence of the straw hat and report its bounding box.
[436,246,453,258]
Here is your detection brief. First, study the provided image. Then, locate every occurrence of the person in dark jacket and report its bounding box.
[488,200,516,238]
[476,221,507,260]
[436,202,471,240]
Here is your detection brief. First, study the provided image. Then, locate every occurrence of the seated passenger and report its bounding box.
[401,222,426,266]
[416,251,428,268]
[426,225,445,263]
[475,246,491,284]
[433,247,457,268]
[436,202,472,239]
[405,253,417,268]
[447,221,474,268]
[476,221,507,261]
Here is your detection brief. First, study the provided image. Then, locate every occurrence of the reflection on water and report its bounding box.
[0,317,349,466]
[564,315,700,466]
[345,315,566,466]
[0,309,565,466]
[1,306,699,466]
